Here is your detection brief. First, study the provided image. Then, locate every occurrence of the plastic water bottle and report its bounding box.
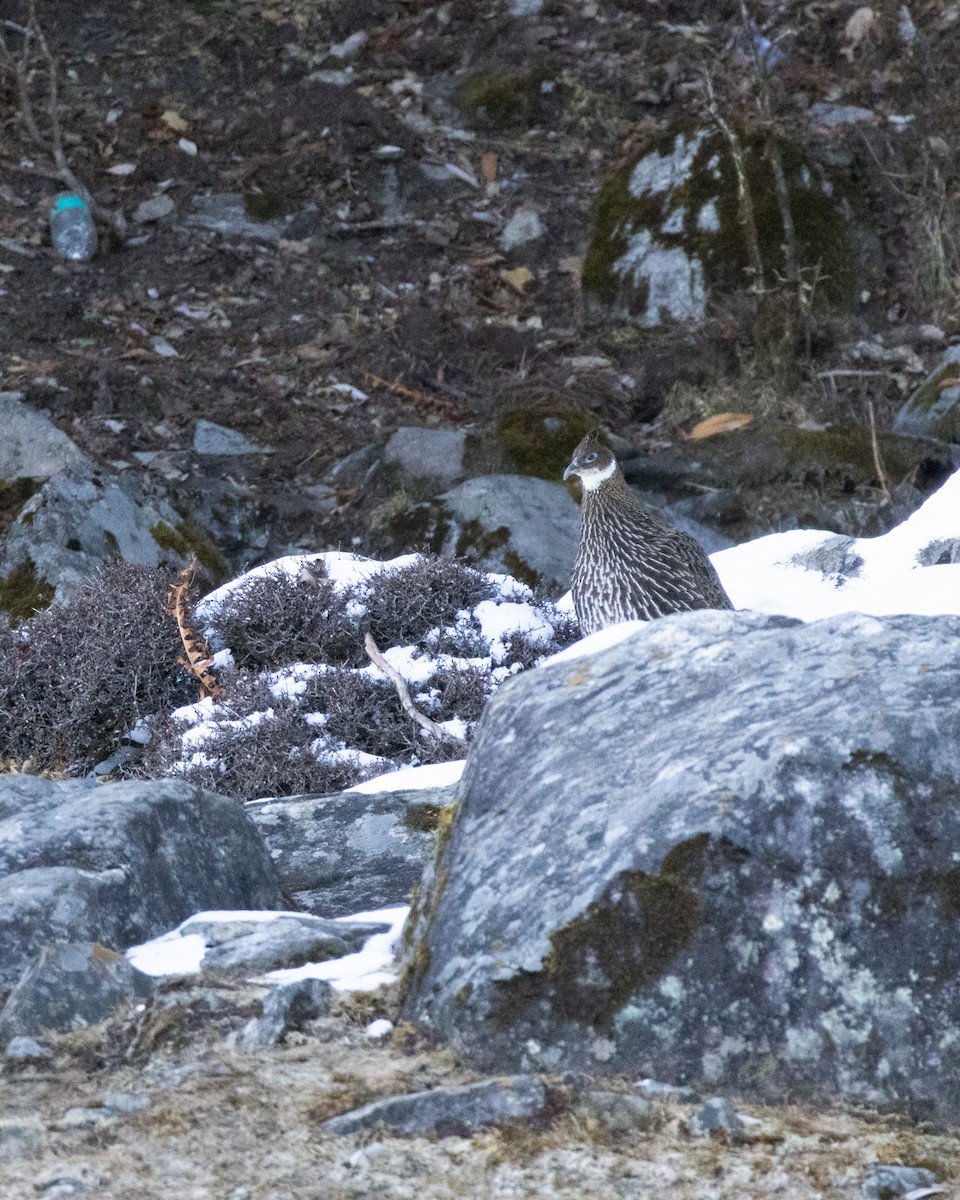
[49,193,97,261]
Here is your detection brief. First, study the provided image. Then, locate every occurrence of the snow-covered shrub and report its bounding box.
[147,551,579,799]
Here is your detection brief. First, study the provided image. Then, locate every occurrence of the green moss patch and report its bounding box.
[150,518,230,581]
[0,558,55,624]
[582,125,856,321]
[456,67,563,130]
[491,836,715,1031]
[495,408,596,481]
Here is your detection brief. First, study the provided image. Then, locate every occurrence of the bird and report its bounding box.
[563,429,734,634]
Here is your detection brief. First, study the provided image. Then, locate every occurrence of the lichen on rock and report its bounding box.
[582,124,856,325]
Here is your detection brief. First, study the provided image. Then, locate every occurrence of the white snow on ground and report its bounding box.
[127,907,408,992]
[713,468,960,621]
[128,467,960,996]
[347,759,466,793]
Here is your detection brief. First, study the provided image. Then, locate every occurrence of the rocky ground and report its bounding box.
[6,2,960,1195]
[3,987,960,1200]
[4,0,960,573]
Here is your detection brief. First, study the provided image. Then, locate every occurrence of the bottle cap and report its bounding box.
[53,195,88,212]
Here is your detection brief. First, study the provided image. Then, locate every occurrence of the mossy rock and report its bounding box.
[491,835,711,1032]
[695,418,957,491]
[495,408,597,481]
[582,124,856,324]
[0,557,55,624]
[150,518,230,582]
[894,351,960,443]
[456,66,565,130]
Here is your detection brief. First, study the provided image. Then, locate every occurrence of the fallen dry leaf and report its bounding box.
[686,412,754,440]
[500,266,535,295]
[161,109,189,133]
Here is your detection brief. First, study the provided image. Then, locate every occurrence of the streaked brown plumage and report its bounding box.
[563,430,733,635]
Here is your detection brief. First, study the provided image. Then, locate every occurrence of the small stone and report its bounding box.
[328,30,367,60]
[149,335,179,358]
[686,1096,744,1137]
[862,1165,938,1199]
[132,194,176,224]
[384,426,467,483]
[808,102,877,128]
[320,1075,547,1137]
[4,1035,52,1065]
[634,1077,695,1101]
[500,207,545,252]
[234,977,333,1050]
[193,419,267,456]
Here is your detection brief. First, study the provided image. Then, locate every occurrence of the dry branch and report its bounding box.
[364,631,467,751]
[0,2,126,238]
[167,557,222,700]
[702,71,764,289]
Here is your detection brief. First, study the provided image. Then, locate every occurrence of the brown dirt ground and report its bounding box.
[3,0,960,565]
[2,982,960,1200]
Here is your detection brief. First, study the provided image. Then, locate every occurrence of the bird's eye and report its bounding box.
[584,451,598,464]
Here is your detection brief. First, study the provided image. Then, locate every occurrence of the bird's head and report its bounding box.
[563,430,617,491]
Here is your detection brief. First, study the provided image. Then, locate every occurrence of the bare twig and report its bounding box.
[364,631,467,751]
[815,369,892,379]
[865,399,892,503]
[0,2,126,238]
[702,71,764,289]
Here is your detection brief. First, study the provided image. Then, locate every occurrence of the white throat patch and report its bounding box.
[578,458,617,491]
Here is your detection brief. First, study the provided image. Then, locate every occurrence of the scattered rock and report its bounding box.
[863,1165,938,1199]
[0,391,88,482]
[894,345,960,443]
[402,610,960,1120]
[185,912,386,973]
[384,427,467,483]
[0,942,152,1040]
[808,102,877,128]
[246,786,451,916]
[193,419,269,457]
[324,443,381,489]
[686,1097,744,1137]
[319,1074,547,1137]
[577,1090,657,1137]
[438,474,580,590]
[0,775,283,989]
[185,193,285,243]
[500,207,545,252]
[234,977,333,1050]
[132,194,176,224]
[0,459,214,608]
[4,1035,52,1065]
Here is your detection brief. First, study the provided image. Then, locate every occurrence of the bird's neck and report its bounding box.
[577,459,618,492]
[580,465,631,505]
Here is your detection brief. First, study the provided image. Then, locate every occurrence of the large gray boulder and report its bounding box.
[438,474,580,590]
[402,610,960,1119]
[0,775,283,991]
[246,786,453,916]
[0,392,88,482]
[1,461,203,609]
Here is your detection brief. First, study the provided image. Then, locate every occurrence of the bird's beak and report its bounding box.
[563,464,576,481]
